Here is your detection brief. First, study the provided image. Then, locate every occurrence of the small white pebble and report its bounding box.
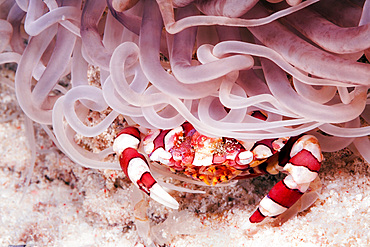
[355,194,362,201]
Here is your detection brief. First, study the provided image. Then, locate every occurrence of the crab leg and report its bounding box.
[249,135,322,223]
[113,127,179,209]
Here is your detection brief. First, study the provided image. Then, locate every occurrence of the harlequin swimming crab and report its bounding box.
[113,112,322,223]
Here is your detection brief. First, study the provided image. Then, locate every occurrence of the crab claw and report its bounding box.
[113,128,179,209]
[119,148,179,209]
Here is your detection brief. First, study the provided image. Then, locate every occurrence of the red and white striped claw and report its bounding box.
[249,135,322,223]
[113,127,179,209]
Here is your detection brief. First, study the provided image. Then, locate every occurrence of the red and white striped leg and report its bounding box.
[249,135,322,223]
[113,127,179,209]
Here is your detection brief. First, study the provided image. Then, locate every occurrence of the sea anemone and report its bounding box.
[0,0,369,172]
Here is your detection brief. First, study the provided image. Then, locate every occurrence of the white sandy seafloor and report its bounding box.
[0,67,370,247]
